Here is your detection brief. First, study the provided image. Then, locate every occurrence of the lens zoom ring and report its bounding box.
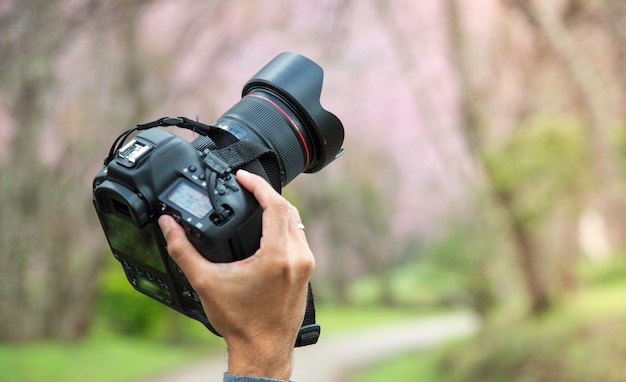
[223,97,305,184]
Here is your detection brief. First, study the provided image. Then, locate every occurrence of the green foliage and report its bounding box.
[439,293,626,382]
[421,222,515,316]
[97,256,171,337]
[578,256,626,287]
[340,224,510,316]
[96,256,221,344]
[294,167,401,305]
[610,122,626,173]
[352,274,626,382]
[344,260,459,307]
[484,114,589,229]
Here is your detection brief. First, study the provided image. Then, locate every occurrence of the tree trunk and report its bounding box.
[496,190,551,314]
[445,0,553,315]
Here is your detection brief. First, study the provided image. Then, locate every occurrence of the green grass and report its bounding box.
[0,304,433,382]
[349,349,446,381]
[0,331,215,382]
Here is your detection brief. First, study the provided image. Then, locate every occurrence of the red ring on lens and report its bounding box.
[246,93,311,168]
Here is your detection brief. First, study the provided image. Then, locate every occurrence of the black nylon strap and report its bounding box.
[296,283,320,347]
[212,141,282,193]
[136,116,213,135]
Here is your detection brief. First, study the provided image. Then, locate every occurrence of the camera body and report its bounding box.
[93,127,263,333]
[92,52,345,347]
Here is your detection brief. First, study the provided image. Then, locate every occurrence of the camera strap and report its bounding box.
[127,116,320,347]
[298,283,321,347]
[211,139,281,192]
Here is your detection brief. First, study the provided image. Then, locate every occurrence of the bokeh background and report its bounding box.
[3,0,626,381]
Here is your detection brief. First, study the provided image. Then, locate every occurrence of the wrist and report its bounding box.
[224,373,291,382]
[226,338,294,381]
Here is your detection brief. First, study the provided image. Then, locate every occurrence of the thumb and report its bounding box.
[158,215,209,282]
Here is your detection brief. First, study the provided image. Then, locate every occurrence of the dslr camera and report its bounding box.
[92,53,344,347]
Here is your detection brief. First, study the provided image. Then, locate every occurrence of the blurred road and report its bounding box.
[143,311,478,382]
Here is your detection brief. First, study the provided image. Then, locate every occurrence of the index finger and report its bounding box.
[235,169,283,210]
[236,169,304,247]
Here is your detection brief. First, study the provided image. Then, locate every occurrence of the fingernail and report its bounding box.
[158,215,171,234]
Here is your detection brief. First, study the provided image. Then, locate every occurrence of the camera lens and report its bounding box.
[212,52,345,186]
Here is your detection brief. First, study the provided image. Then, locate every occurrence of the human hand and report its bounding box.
[158,169,314,381]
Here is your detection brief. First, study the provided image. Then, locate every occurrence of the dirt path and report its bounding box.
[143,312,478,382]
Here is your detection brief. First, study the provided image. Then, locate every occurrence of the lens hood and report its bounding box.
[242,52,345,173]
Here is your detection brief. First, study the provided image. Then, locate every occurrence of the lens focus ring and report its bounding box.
[220,95,307,185]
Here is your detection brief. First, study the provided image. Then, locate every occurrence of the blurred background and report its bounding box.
[3,0,626,381]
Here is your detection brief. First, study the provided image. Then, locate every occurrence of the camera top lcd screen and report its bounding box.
[168,181,212,219]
